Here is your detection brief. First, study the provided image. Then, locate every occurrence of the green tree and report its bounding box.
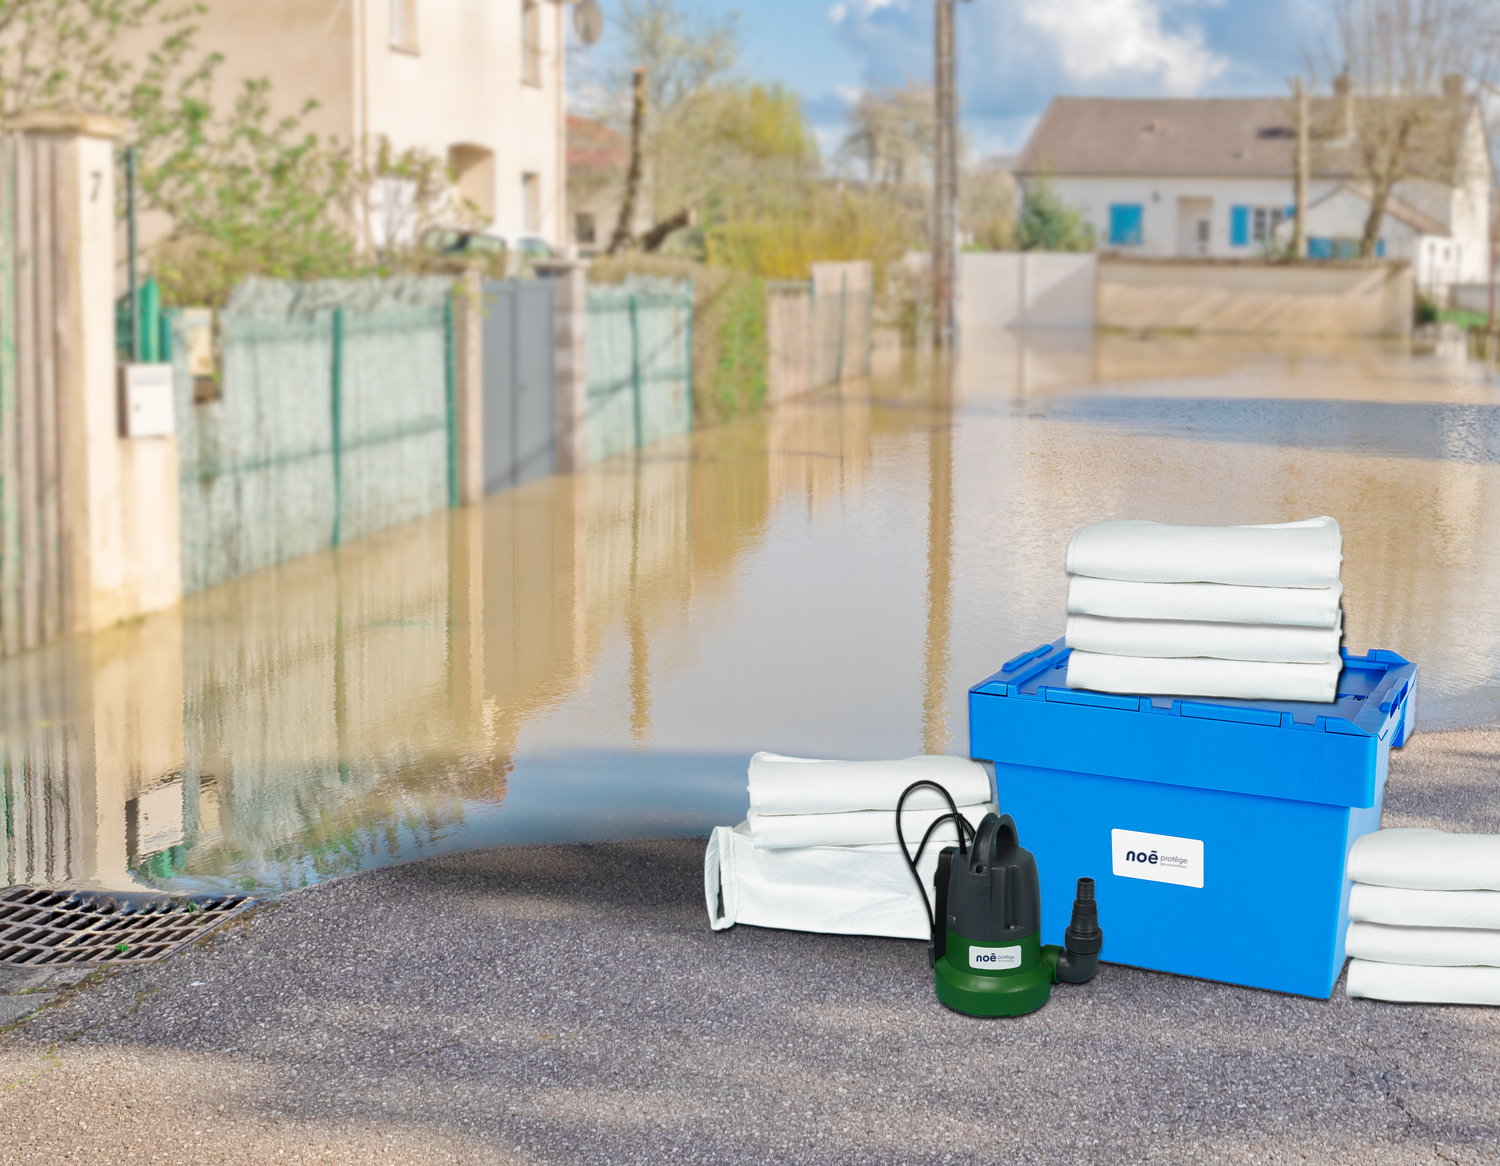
[1016,179,1094,251]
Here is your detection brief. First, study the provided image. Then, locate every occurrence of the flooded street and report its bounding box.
[6,331,1500,894]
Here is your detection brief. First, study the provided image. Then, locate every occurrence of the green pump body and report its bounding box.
[930,813,1101,1017]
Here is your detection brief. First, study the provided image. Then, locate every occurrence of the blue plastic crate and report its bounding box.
[968,641,1417,998]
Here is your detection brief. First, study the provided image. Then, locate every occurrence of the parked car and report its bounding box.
[424,229,556,274]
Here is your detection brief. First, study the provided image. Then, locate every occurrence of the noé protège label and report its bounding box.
[968,944,1022,970]
[1112,828,1204,888]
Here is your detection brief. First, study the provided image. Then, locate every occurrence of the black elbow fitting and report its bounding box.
[1055,877,1102,984]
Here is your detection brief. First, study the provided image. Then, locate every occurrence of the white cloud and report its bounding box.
[828,0,905,27]
[1020,0,1226,94]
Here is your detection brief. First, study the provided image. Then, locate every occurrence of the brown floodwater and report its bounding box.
[4,330,1498,893]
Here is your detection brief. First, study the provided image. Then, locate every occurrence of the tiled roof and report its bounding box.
[568,116,628,171]
[1017,96,1469,182]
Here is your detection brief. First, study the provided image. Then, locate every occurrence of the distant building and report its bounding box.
[126,0,567,243]
[567,116,627,256]
[1017,86,1490,298]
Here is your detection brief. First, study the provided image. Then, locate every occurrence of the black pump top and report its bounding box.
[944,813,1041,944]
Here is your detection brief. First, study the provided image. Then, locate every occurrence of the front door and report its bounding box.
[1177,198,1213,257]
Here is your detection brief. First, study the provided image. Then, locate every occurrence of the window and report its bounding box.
[522,172,541,233]
[575,212,597,247]
[522,0,542,86]
[1230,206,1292,248]
[1108,204,1143,247]
[391,0,418,52]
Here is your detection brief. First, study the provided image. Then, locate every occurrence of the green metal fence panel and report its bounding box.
[585,279,693,463]
[175,277,452,594]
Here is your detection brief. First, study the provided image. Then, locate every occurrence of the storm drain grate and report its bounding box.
[0,886,256,968]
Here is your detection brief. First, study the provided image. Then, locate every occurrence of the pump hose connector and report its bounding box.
[1055,877,1103,984]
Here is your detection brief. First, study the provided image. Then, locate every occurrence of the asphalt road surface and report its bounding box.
[2,728,1498,1165]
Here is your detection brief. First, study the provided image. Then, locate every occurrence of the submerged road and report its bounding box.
[3,727,1497,1165]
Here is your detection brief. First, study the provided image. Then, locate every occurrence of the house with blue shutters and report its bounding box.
[1016,87,1490,299]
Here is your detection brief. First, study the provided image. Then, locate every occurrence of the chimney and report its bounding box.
[1443,73,1465,102]
[1334,72,1355,140]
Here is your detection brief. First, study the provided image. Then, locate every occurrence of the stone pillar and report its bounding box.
[452,263,485,505]
[10,110,183,635]
[536,260,589,473]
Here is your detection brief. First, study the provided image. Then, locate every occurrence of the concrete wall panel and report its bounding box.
[1097,258,1412,337]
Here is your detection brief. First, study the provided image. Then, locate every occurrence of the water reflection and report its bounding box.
[4,332,1499,892]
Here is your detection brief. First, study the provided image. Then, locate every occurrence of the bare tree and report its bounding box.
[597,0,738,122]
[838,83,936,188]
[1326,0,1494,257]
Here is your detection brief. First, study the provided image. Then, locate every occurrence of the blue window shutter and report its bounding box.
[1230,206,1250,247]
[1377,239,1386,258]
[1309,237,1333,260]
[1286,205,1296,219]
[1109,204,1144,246]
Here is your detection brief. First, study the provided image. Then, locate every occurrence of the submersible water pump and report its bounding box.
[898,782,1102,1017]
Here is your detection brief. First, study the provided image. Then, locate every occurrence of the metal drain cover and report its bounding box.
[0,886,256,968]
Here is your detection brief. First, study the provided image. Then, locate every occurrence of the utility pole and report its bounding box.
[1293,78,1309,259]
[933,0,968,348]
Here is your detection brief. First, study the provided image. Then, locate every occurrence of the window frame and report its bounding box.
[522,0,543,87]
[390,0,419,53]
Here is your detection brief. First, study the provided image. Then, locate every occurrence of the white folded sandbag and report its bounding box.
[1067,516,1342,588]
[1066,650,1342,702]
[1349,884,1500,930]
[1346,922,1500,968]
[705,822,939,938]
[1346,959,1500,1006]
[1347,828,1500,891]
[748,802,996,850]
[747,752,992,816]
[1068,576,1343,628]
[1065,614,1342,664]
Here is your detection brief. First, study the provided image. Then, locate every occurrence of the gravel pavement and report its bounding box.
[2,728,1499,1165]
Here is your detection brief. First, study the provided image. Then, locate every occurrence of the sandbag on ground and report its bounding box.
[1065,614,1342,663]
[705,823,938,939]
[1067,576,1343,628]
[1066,651,1342,702]
[1066,516,1342,588]
[747,752,991,816]
[747,803,995,849]
[1346,922,1500,967]
[1349,884,1500,930]
[1347,828,1500,891]
[1346,960,1500,1006]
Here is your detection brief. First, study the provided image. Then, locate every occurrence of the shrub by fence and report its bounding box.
[174,277,455,594]
[588,256,768,427]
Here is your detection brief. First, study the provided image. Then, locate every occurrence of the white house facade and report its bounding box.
[1017,94,1490,299]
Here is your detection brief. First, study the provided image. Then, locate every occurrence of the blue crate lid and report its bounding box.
[971,640,1414,740]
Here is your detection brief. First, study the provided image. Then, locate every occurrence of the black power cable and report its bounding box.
[896,780,976,933]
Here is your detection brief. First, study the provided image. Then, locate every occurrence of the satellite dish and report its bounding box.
[575,0,604,45]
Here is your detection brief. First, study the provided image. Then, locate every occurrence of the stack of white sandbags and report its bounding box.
[1345,828,1500,1006]
[705,753,996,938]
[1064,516,1345,702]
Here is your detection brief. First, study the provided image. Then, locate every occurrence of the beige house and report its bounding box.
[131,0,568,242]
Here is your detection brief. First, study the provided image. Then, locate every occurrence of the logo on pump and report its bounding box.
[1111,828,1204,888]
[968,945,1022,970]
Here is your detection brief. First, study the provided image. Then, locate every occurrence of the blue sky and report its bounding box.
[586,0,1333,157]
